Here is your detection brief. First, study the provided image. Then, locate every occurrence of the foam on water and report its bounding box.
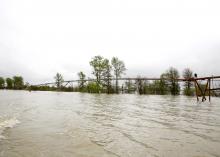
[0,117,20,140]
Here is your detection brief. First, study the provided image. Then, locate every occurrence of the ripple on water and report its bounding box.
[0,92,220,157]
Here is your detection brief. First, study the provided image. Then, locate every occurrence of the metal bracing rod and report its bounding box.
[194,79,213,102]
[209,88,220,91]
[195,79,208,102]
[64,81,70,87]
[202,80,209,102]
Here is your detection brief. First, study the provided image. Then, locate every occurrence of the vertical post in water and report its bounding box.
[194,79,199,102]
[209,78,211,102]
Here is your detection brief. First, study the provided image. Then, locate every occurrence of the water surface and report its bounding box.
[0,90,220,157]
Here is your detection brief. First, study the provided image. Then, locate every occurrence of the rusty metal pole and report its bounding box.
[202,80,209,102]
[195,80,206,102]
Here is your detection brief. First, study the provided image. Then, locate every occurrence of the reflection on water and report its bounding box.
[0,90,220,157]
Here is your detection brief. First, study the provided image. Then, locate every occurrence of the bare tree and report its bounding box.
[54,73,64,89]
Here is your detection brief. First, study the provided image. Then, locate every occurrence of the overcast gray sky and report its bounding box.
[0,0,220,84]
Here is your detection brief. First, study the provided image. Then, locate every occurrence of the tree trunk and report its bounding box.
[116,76,118,94]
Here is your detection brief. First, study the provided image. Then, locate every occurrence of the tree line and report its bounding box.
[0,55,195,96]
[0,76,25,90]
[77,56,195,96]
[36,55,194,96]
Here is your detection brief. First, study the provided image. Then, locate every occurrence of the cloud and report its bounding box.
[0,0,220,84]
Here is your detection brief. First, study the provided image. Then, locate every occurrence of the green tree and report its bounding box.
[77,71,86,91]
[89,56,107,91]
[111,57,126,93]
[150,81,160,94]
[143,81,156,94]
[102,59,113,94]
[183,68,194,96]
[164,67,180,95]
[0,77,5,89]
[54,73,64,89]
[6,78,13,89]
[86,82,100,93]
[158,73,169,95]
[13,76,24,89]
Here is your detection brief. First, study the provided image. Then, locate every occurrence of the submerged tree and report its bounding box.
[111,57,126,93]
[13,76,24,89]
[90,56,106,89]
[86,81,100,93]
[145,80,167,95]
[125,79,133,93]
[164,67,180,95]
[6,78,13,89]
[0,77,5,89]
[77,71,86,91]
[135,76,145,94]
[54,73,64,89]
[102,59,113,94]
[183,68,194,96]
[158,73,169,95]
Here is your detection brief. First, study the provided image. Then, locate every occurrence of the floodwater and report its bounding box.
[0,90,220,157]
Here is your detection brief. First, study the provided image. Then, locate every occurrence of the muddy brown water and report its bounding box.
[0,90,220,157]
